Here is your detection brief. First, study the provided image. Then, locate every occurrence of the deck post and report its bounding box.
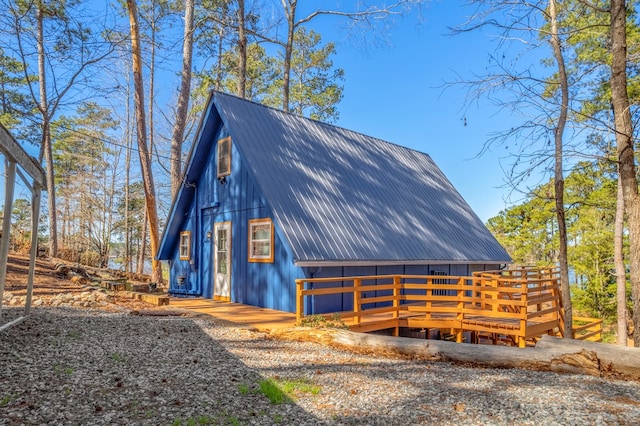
[491,276,499,312]
[392,275,400,336]
[353,278,361,325]
[425,277,432,319]
[295,279,304,323]
[519,280,528,346]
[456,277,464,343]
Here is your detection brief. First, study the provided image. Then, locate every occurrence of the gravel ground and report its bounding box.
[1,307,639,426]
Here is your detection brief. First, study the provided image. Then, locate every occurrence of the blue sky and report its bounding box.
[301,1,526,222]
[6,0,534,224]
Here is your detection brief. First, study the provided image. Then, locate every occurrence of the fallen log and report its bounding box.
[270,327,639,379]
[536,335,640,378]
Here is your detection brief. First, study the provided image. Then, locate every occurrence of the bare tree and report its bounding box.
[2,0,115,257]
[236,0,247,98]
[126,0,163,284]
[170,0,195,197]
[275,1,423,112]
[453,1,577,337]
[610,0,640,346]
[615,177,628,345]
[548,0,572,338]
[198,1,424,112]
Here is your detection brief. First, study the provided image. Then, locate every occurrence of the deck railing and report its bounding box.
[295,269,602,347]
[572,316,603,341]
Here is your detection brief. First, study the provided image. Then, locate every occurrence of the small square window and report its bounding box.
[248,218,274,263]
[217,137,231,177]
[179,231,191,260]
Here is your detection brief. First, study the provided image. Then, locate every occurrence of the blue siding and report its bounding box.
[302,267,344,314]
[168,203,199,296]
[166,123,303,313]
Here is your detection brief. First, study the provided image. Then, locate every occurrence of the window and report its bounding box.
[217,228,228,274]
[430,270,448,296]
[217,137,231,178]
[248,218,274,263]
[179,231,191,260]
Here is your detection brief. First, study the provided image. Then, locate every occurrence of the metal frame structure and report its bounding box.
[0,123,46,331]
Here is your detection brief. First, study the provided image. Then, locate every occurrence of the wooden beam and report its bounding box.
[0,161,17,317]
[0,123,46,189]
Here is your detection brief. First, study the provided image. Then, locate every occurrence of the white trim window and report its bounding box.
[179,231,191,260]
[248,218,274,263]
[217,137,231,177]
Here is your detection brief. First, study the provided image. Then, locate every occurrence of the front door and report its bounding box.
[213,222,231,301]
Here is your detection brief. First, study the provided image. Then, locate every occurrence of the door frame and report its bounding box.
[213,221,232,301]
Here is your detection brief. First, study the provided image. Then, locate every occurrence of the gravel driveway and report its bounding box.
[1,307,639,425]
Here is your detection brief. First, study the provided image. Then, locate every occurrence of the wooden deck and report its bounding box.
[296,268,602,347]
[169,298,297,331]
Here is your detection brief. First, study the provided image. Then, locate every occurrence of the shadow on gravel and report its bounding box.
[0,307,321,425]
[258,341,640,425]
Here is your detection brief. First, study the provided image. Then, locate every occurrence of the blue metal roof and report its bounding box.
[159,91,511,265]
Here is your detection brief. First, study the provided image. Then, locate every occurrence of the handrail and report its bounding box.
[296,269,602,346]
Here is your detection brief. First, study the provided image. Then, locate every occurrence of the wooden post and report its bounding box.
[295,279,304,323]
[519,280,528,347]
[491,276,499,312]
[425,277,432,319]
[392,276,400,318]
[392,275,400,336]
[24,186,42,315]
[353,278,361,325]
[0,160,17,318]
[456,277,464,343]
[0,124,46,328]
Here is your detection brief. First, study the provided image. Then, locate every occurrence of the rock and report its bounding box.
[55,264,70,275]
[70,275,88,285]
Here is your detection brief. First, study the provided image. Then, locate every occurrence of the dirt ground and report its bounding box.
[1,253,162,312]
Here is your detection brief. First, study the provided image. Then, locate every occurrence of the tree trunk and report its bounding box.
[126,0,163,284]
[237,0,247,98]
[548,0,572,338]
[615,176,628,346]
[36,3,58,258]
[137,206,147,276]
[170,0,195,198]
[214,26,224,91]
[282,0,296,112]
[124,71,132,273]
[611,0,640,347]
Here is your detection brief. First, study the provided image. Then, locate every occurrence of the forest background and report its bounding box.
[0,0,639,345]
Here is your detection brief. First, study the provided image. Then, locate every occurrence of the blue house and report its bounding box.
[157,91,511,314]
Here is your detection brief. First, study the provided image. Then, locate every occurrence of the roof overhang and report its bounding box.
[157,93,220,260]
[295,259,513,268]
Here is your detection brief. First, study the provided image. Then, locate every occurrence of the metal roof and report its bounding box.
[211,92,511,265]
